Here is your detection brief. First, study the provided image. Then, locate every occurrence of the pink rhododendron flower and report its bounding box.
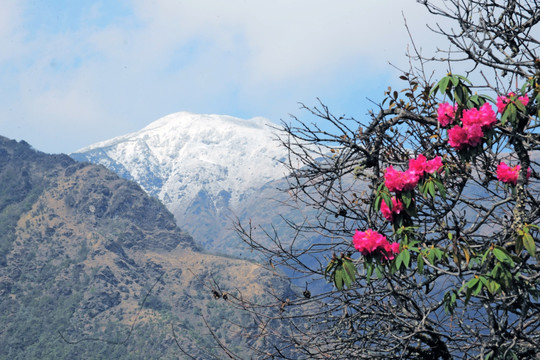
[425,156,443,174]
[384,166,421,192]
[353,229,400,260]
[496,95,511,113]
[466,124,484,147]
[437,103,456,127]
[402,169,421,191]
[496,96,507,113]
[383,242,401,260]
[384,166,403,192]
[408,154,428,177]
[380,197,404,221]
[496,92,529,113]
[497,162,532,185]
[462,103,497,129]
[408,154,443,176]
[353,229,387,255]
[461,107,480,127]
[478,103,497,128]
[448,124,484,150]
[385,155,443,192]
[447,125,470,150]
[519,94,530,107]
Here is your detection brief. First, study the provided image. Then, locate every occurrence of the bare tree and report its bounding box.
[218,1,540,359]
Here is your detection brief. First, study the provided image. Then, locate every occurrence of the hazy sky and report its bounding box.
[0,0,447,154]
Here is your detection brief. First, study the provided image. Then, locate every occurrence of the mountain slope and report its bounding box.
[71,112,290,254]
[0,136,291,359]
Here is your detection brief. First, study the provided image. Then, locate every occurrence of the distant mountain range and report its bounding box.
[71,112,293,255]
[0,136,292,359]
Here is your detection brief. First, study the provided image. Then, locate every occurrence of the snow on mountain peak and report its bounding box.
[72,112,289,217]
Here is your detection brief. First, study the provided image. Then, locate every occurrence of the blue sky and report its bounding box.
[0,0,444,154]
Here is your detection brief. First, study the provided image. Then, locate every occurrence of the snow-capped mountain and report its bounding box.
[71,112,290,253]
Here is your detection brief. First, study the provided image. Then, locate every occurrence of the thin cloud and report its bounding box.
[0,0,448,154]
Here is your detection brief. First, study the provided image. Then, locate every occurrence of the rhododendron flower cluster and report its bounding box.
[409,154,443,175]
[353,229,400,260]
[384,154,443,192]
[497,162,531,185]
[384,166,420,192]
[447,103,497,150]
[380,197,403,221]
[448,123,484,150]
[496,92,529,113]
[462,103,497,128]
[437,103,457,127]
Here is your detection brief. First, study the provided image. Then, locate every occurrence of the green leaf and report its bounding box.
[468,94,482,107]
[341,268,352,288]
[433,248,444,261]
[481,248,490,264]
[466,277,479,289]
[374,195,381,211]
[427,249,435,265]
[480,94,495,104]
[438,77,451,96]
[500,109,509,126]
[419,182,427,197]
[443,291,457,315]
[473,281,483,296]
[523,233,536,256]
[464,287,473,305]
[417,255,424,274]
[365,262,373,282]
[324,259,335,278]
[396,251,403,270]
[403,249,411,268]
[515,99,527,113]
[479,276,488,287]
[375,266,383,279]
[486,280,500,295]
[516,235,524,254]
[382,192,392,210]
[493,247,514,266]
[506,103,517,124]
[454,74,472,84]
[520,81,530,94]
[408,239,420,247]
[427,181,436,199]
[334,269,344,290]
[402,190,412,208]
[388,260,398,275]
[435,179,446,200]
[343,259,357,283]
[455,85,467,105]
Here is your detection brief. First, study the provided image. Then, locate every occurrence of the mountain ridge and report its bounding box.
[71,111,291,254]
